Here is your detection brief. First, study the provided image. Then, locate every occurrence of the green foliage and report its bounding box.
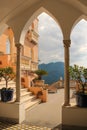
[69,65,87,93]
[69,65,83,81]
[69,65,87,81]
[34,69,48,80]
[0,67,15,88]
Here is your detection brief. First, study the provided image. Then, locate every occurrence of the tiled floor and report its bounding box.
[1,121,87,130]
[0,121,51,130]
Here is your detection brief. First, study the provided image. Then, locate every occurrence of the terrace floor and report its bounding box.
[25,89,75,129]
[0,89,87,130]
[0,121,51,130]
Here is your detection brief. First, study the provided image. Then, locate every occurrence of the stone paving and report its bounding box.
[0,121,51,130]
[25,89,75,129]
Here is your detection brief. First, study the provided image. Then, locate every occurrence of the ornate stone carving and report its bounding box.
[15,43,22,50]
[63,40,71,48]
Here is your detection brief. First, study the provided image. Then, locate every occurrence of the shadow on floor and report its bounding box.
[52,124,87,130]
[0,120,17,130]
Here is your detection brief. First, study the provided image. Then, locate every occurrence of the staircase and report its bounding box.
[0,79,41,110]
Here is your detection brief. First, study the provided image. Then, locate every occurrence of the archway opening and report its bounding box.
[0,27,16,66]
[38,12,64,84]
[20,9,64,89]
[70,19,87,67]
[70,19,87,104]
[6,39,10,54]
[21,11,65,128]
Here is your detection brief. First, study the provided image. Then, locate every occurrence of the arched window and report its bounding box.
[6,39,10,54]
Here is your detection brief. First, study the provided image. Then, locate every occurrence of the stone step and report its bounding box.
[21,91,32,97]
[20,90,35,103]
[21,95,36,103]
[0,86,41,109]
[25,98,41,110]
[14,88,31,94]
[7,96,41,110]
[13,90,32,98]
[20,88,28,93]
[8,91,35,103]
[13,87,29,92]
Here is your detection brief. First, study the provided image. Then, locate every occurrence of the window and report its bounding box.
[6,39,10,54]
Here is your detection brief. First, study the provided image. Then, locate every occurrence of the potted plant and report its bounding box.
[0,67,15,102]
[34,69,48,80]
[34,69,48,87]
[69,64,87,107]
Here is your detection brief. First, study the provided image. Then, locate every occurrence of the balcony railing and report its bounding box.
[13,54,31,70]
[27,29,39,45]
[31,61,38,71]
[0,54,38,71]
[21,56,31,70]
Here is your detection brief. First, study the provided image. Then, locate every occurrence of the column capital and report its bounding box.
[63,40,71,48]
[15,43,22,49]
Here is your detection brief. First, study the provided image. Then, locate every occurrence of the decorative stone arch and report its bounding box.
[61,14,86,40]
[12,6,72,106]
[19,7,64,69]
[11,6,64,104]
[5,3,82,107]
[1,0,87,125]
[4,27,15,62]
[70,15,87,37]
[0,24,14,40]
[0,23,8,35]
[70,14,87,70]
[62,14,87,106]
[0,26,15,62]
[20,6,64,45]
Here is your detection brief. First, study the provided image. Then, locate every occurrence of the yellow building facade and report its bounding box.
[0,18,39,88]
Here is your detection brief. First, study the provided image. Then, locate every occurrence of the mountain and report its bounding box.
[39,62,64,85]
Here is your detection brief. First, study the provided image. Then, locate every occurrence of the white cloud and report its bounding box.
[38,13,63,64]
[38,13,87,67]
[70,19,87,67]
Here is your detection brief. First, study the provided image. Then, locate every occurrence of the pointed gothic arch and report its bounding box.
[0,27,16,62]
[70,18,87,67]
[70,15,87,37]
[20,7,63,45]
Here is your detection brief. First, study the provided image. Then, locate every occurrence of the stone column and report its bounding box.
[9,36,14,63]
[15,43,22,102]
[63,40,71,106]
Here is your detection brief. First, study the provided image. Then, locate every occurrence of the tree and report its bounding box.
[69,64,87,93]
[0,67,15,88]
[34,69,48,80]
[69,65,87,107]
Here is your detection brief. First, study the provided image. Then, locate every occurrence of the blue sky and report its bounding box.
[38,13,87,67]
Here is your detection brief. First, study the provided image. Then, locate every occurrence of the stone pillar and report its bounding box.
[15,43,22,102]
[63,40,71,106]
[9,36,14,63]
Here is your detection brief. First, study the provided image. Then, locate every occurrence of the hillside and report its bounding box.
[39,62,64,85]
